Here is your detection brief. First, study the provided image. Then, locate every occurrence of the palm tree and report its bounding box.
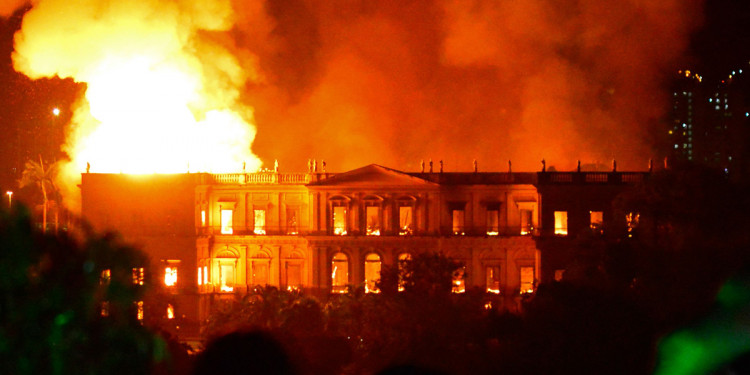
[18,155,60,233]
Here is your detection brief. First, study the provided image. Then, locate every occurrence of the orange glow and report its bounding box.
[10,0,262,205]
[166,304,174,319]
[164,267,177,287]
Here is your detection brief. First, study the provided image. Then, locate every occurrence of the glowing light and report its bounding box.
[486,231,499,236]
[166,304,174,319]
[486,288,500,294]
[220,285,234,292]
[164,267,177,287]
[5,191,12,207]
[136,301,144,320]
[52,107,60,116]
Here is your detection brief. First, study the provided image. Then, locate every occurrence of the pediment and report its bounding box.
[309,164,437,188]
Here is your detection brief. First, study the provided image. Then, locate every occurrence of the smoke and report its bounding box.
[9,0,701,181]
[240,0,701,172]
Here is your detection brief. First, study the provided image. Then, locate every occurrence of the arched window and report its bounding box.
[331,252,349,293]
[364,253,382,293]
[397,253,412,292]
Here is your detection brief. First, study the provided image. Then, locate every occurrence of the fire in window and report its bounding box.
[333,206,347,235]
[198,267,202,286]
[452,267,466,293]
[201,209,206,227]
[286,208,298,235]
[166,304,174,320]
[286,263,301,291]
[590,211,603,233]
[520,209,533,235]
[254,209,266,235]
[136,301,144,321]
[365,205,380,235]
[626,212,640,237]
[219,264,235,292]
[331,252,348,293]
[220,209,233,234]
[364,253,382,293]
[452,209,465,235]
[520,266,535,294]
[554,211,568,235]
[399,206,413,235]
[486,206,499,236]
[203,266,208,285]
[164,266,177,287]
[486,266,501,294]
[100,269,111,285]
[132,267,144,285]
[397,253,412,292]
[101,301,110,317]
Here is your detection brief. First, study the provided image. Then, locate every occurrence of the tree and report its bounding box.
[18,156,60,233]
[0,205,170,374]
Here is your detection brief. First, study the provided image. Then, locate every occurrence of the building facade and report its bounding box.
[80,164,648,339]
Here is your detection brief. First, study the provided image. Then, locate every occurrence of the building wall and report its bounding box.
[80,166,646,336]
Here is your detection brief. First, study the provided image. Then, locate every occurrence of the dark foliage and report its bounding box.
[0,205,170,374]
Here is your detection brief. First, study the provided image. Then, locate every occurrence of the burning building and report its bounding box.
[80,162,648,339]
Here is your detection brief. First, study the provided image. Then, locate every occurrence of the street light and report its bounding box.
[6,191,12,208]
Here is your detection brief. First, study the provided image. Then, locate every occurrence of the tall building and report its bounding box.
[668,67,750,177]
[80,163,648,340]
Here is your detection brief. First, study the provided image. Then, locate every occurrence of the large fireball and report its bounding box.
[12,0,262,181]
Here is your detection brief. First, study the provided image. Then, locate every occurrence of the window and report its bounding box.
[136,301,144,321]
[520,209,533,235]
[332,205,347,235]
[100,269,111,285]
[197,267,202,286]
[398,253,412,292]
[590,211,603,234]
[486,266,501,294]
[252,258,270,286]
[201,209,206,227]
[254,209,266,235]
[286,264,302,291]
[626,212,640,237]
[331,252,348,293]
[286,208,298,235]
[399,206,413,235]
[452,209,465,235]
[554,211,568,235]
[220,209,233,234]
[101,301,110,317]
[486,208,499,236]
[203,266,208,285]
[132,267,144,285]
[166,304,175,319]
[520,266,534,294]
[364,253,382,293]
[365,205,380,235]
[219,264,235,292]
[164,266,177,287]
[452,267,466,293]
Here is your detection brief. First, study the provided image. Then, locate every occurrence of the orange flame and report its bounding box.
[11,0,262,206]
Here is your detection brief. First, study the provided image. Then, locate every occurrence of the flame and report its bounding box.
[11,0,262,205]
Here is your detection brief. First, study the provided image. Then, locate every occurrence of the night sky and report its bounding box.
[1,0,749,196]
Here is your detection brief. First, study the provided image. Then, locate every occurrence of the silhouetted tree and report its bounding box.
[18,157,60,233]
[0,205,169,374]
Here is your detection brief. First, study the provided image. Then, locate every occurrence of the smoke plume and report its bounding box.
[9,0,701,180]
